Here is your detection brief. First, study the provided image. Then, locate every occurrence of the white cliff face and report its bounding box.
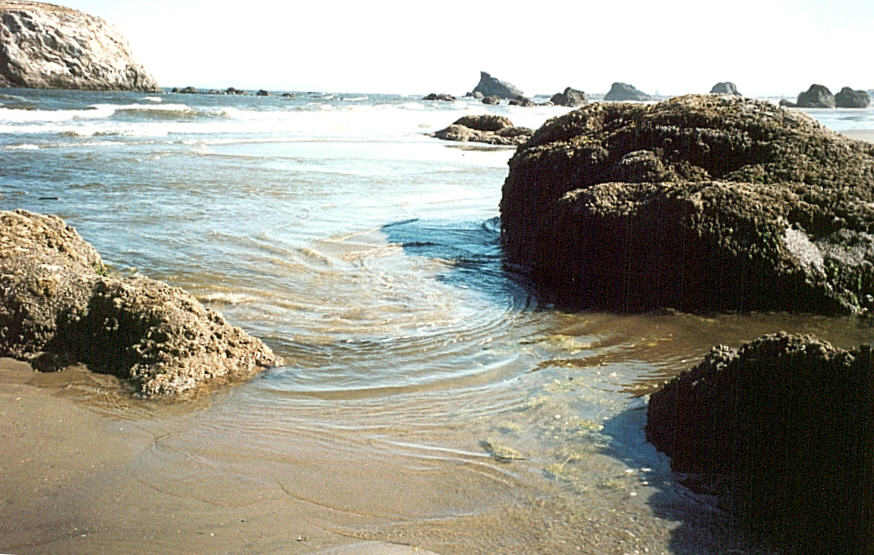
[0,1,158,91]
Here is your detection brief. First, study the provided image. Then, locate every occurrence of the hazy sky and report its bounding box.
[56,0,873,96]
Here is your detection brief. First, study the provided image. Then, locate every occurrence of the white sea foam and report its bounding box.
[141,96,163,102]
[3,143,40,150]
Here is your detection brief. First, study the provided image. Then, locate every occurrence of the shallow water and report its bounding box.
[2,88,874,553]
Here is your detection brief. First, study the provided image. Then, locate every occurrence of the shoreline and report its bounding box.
[840,129,874,142]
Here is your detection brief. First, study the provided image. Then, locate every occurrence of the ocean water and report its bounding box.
[2,88,874,553]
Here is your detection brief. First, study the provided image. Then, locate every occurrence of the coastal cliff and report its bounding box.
[0,1,158,91]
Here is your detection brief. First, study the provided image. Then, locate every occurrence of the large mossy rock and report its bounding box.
[0,210,283,398]
[646,332,872,552]
[500,94,874,314]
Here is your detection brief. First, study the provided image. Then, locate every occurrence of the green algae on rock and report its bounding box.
[0,210,283,398]
[500,94,874,314]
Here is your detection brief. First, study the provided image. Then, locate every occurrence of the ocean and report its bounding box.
[2,88,873,553]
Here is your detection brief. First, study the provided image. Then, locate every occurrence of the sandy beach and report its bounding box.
[841,129,874,142]
[0,358,440,554]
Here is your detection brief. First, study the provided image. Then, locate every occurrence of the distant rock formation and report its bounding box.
[0,210,283,398]
[500,94,874,314]
[256,89,270,96]
[423,93,456,101]
[470,71,523,99]
[0,1,158,91]
[835,87,870,108]
[550,87,588,107]
[482,95,500,106]
[604,82,653,101]
[647,332,873,552]
[430,115,532,146]
[796,84,836,108]
[710,81,740,95]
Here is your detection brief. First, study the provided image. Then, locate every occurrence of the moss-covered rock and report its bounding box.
[646,332,872,552]
[500,94,874,313]
[0,210,283,398]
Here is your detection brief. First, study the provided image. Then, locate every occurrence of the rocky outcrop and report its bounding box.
[431,115,532,146]
[0,210,282,398]
[509,95,534,107]
[550,87,587,107]
[796,84,835,108]
[646,332,873,552]
[423,93,456,101]
[835,86,870,108]
[482,95,500,106]
[604,82,653,101]
[469,71,523,99]
[0,1,158,91]
[710,81,740,95]
[500,94,874,314]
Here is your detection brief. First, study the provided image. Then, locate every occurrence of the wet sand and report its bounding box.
[0,358,440,554]
[841,129,874,142]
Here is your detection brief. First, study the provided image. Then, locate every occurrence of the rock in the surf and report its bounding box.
[500,94,874,314]
[431,114,533,146]
[646,332,872,552]
[0,209,283,398]
[469,71,524,99]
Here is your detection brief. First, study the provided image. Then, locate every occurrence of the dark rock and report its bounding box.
[509,95,535,107]
[550,87,588,107]
[604,82,653,101]
[796,84,835,108]
[470,71,524,99]
[281,92,295,98]
[225,87,245,95]
[0,1,158,91]
[256,89,270,96]
[646,332,873,552]
[778,98,797,108]
[0,210,283,398]
[174,86,197,94]
[482,95,500,106]
[710,81,740,95]
[500,94,874,314]
[835,86,870,108]
[431,115,532,146]
[423,93,456,101]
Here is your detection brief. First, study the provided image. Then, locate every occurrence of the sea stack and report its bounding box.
[796,84,836,108]
[710,81,740,95]
[0,0,158,91]
[603,82,653,101]
[500,94,874,314]
[469,71,524,100]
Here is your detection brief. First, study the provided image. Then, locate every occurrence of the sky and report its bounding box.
[53,0,874,97]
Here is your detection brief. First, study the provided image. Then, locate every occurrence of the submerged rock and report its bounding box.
[0,0,158,91]
[0,210,283,398]
[469,71,524,99]
[646,332,873,552]
[431,115,532,146]
[835,86,870,108]
[796,84,835,108]
[710,81,740,95]
[604,82,653,101]
[550,87,588,107]
[500,94,874,314]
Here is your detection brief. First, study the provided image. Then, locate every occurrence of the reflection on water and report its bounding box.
[3,89,874,552]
